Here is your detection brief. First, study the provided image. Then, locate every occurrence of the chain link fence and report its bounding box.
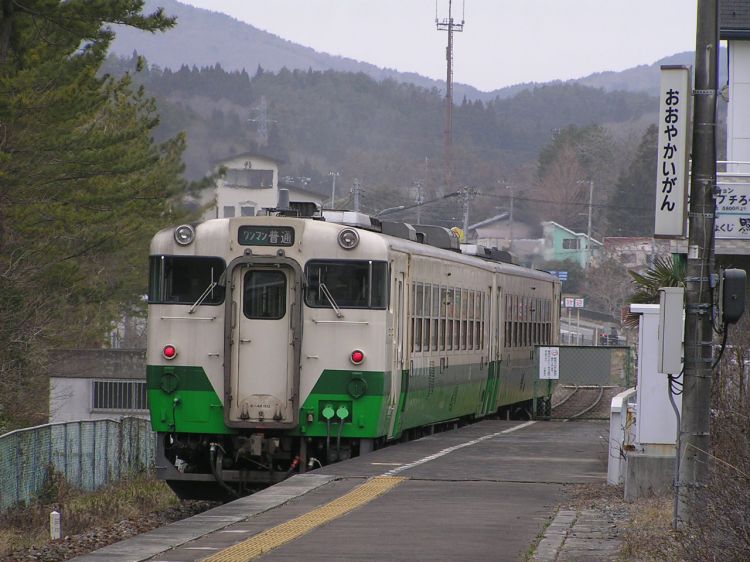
[0,417,155,513]
[534,345,635,420]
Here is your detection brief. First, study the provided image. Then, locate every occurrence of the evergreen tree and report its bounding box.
[607,124,658,235]
[0,1,191,428]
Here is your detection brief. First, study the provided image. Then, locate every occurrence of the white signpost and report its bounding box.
[654,66,692,238]
[539,347,560,380]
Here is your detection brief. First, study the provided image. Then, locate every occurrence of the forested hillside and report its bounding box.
[104,54,661,230]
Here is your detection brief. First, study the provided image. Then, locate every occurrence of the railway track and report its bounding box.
[551,385,623,420]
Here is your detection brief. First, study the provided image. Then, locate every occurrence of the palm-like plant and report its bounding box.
[625,256,686,326]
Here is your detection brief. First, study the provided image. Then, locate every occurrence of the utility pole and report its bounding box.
[506,184,515,251]
[415,180,424,225]
[329,171,340,208]
[678,0,718,528]
[436,0,464,191]
[576,179,595,269]
[460,186,476,236]
[351,178,362,212]
[586,180,594,270]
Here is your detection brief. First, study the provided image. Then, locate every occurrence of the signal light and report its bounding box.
[162,345,177,360]
[350,349,365,365]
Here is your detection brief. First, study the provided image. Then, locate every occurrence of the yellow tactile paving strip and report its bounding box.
[201,475,406,562]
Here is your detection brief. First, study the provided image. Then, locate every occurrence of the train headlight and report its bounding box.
[162,344,177,360]
[350,349,365,365]
[174,224,195,246]
[337,228,359,250]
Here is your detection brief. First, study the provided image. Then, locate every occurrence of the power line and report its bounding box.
[474,192,652,212]
[375,191,460,217]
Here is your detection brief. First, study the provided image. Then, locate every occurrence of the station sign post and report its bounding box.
[654,65,692,238]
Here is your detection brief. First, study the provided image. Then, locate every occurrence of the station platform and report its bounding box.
[72,419,615,562]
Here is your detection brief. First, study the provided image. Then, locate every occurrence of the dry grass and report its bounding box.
[620,495,684,561]
[0,470,179,558]
[564,483,685,561]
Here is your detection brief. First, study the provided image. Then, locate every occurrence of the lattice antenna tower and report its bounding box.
[248,95,275,146]
[436,0,465,192]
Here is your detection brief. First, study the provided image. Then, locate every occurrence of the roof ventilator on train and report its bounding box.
[265,189,513,264]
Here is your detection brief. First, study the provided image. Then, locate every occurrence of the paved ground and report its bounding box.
[533,508,623,561]
[72,419,623,562]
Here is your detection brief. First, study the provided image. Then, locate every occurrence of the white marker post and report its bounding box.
[50,510,61,540]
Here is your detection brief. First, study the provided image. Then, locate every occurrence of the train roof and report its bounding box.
[289,204,557,283]
[154,202,559,285]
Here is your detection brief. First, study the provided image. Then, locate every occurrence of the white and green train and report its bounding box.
[147,201,560,498]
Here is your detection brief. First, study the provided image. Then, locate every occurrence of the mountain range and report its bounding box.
[111,0,701,101]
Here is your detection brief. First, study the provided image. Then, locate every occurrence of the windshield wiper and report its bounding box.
[189,281,217,314]
[319,283,343,318]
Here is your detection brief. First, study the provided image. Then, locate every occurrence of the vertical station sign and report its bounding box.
[654,65,692,237]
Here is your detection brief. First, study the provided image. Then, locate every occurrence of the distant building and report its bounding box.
[603,237,672,272]
[467,213,534,246]
[542,221,603,268]
[49,350,148,423]
[199,153,323,220]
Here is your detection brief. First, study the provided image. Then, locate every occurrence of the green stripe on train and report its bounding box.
[294,370,390,439]
[147,365,233,434]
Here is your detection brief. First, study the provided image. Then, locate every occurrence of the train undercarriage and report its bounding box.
[156,400,537,500]
[156,431,373,500]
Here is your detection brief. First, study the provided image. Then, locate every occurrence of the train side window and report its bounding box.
[243,270,286,320]
[467,291,474,350]
[440,287,448,351]
[414,283,423,353]
[460,289,467,350]
[432,285,440,351]
[423,284,432,352]
[479,292,486,350]
[453,288,461,351]
[505,295,513,347]
[445,287,453,351]
[516,295,522,348]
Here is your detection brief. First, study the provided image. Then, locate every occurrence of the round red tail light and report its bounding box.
[162,345,177,360]
[350,349,365,365]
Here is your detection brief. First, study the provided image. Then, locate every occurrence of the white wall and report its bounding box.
[631,304,682,446]
[49,378,148,423]
[728,41,750,166]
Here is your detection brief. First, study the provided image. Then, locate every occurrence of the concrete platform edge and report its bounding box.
[69,473,338,562]
[531,509,576,561]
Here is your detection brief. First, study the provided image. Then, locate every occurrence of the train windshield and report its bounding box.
[305,260,388,309]
[148,256,226,305]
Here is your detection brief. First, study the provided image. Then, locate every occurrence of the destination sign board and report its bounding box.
[238,226,295,246]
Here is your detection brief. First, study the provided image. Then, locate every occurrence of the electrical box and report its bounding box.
[658,287,684,375]
[721,269,746,325]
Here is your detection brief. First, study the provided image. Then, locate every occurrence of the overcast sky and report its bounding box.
[180,0,699,92]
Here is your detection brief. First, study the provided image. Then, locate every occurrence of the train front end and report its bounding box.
[146,216,392,498]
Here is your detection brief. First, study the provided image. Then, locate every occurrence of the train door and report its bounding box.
[388,265,407,438]
[226,261,301,427]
